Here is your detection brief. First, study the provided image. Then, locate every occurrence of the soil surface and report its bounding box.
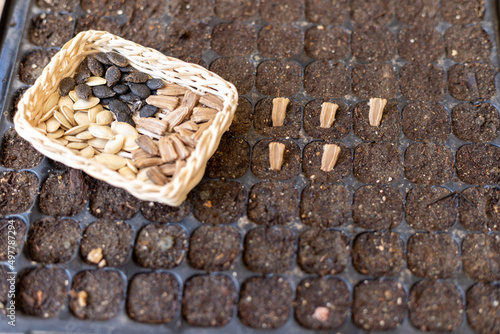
[164,21,211,57]
[304,26,348,61]
[0,171,38,215]
[254,97,301,138]
[300,183,350,228]
[397,25,443,63]
[29,13,74,47]
[303,99,351,140]
[456,143,500,184]
[209,57,255,95]
[206,136,249,179]
[462,233,500,281]
[452,103,500,142]
[1,128,44,169]
[89,179,140,220]
[350,0,394,25]
[256,60,302,97]
[444,24,492,62]
[448,63,496,102]
[466,283,500,334]
[401,102,450,142]
[141,199,191,223]
[305,0,349,25]
[351,25,395,62]
[352,185,403,230]
[212,22,256,57]
[404,142,454,185]
[351,63,398,100]
[214,0,258,21]
[395,0,440,26]
[458,186,500,232]
[259,0,303,24]
[353,142,402,184]
[304,61,350,99]
[226,97,252,136]
[399,63,446,102]
[441,0,485,24]
[258,24,303,59]
[19,49,58,85]
[0,218,26,261]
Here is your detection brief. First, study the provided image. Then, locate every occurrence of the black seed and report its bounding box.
[109,99,132,116]
[128,83,151,99]
[75,84,92,100]
[116,111,136,127]
[100,97,117,105]
[146,78,164,90]
[123,72,150,83]
[74,68,90,85]
[140,104,159,118]
[118,65,135,73]
[132,100,147,113]
[105,66,121,87]
[92,85,116,99]
[107,52,129,67]
[113,84,129,95]
[59,77,75,96]
[119,92,140,103]
[87,56,104,77]
[94,52,112,65]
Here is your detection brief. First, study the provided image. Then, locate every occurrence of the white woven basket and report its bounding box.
[14,30,238,206]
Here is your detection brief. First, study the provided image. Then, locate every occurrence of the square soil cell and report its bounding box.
[452,103,500,142]
[69,269,124,321]
[0,218,26,261]
[395,0,440,26]
[352,185,403,230]
[302,141,352,183]
[353,142,402,184]
[0,171,38,216]
[304,26,349,61]
[397,25,443,63]
[247,181,298,225]
[303,100,351,141]
[259,0,303,24]
[459,186,500,232]
[304,60,350,99]
[182,274,238,327]
[1,128,44,169]
[404,142,454,185]
[401,102,451,142]
[448,63,496,102]
[205,136,250,180]
[466,283,500,334]
[353,100,400,142]
[29,12,74,48]
[441,0,485,24]
[300,183,351,228]
[141,199,192,224]
[351,25,395,62]
[253,97,301,138]
[256,60,302,97]
[209,57,255,95]
[238,275,293,329]
[214,0,258,21]
[164,21,211,57]
[226,97,252,137]
[351,0,394,25]
[297,228,350,276]
[351,63,398,100]
[211,22,257,57]
[352,279,407,331]
[88,179,141,220]
[258,24,303,59]
[456,143,500,185]
[462,233,500,282]
[444,24,492,63]
[19,49,58,85]
[167,0,213,22]
[127,272,179,324]
[399,63,446,102]
[305,0,350,25]
[252,139,301,181]
[295,277,350,330]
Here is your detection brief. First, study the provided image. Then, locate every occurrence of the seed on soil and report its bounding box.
[59,77,76,96]
[135,135,159,156]
[145,95,179,111]
[147,166,169,185]
[112,84,129,95]
[106,52,129,67]
[136,118,169,136]
[157,84,188,96]
[146,78,164,90]
[191,107,218,123]
[87,56,104,77]
[73,97,100,110]
[123,72,150,83]
[321,144,341,172]
[104,134,125,154]
[86,76,107,86]
[96,110,114,125]
[320,102,339,128]
[269,142,285,171]
[128,83,151,99]
[368,97,387,127]
[94,153,127,170]
[200,94,224,111]
[272,97,289,127]
[139,104,158,118]
[92,85,116,99]
[94,52,112,65]
[89,124,115,140]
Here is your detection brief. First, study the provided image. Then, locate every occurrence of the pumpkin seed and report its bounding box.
[76,130,94,140]
[45,92,60,113]
[54,111,72,129]
[86,76,107,86]
[122,134,140,152]
[75,112,91,125]
[47,129,64,139]
[58,95,74,111]
[68,90,78,102]
[88,105,102,122]
[126,159,138,173]
[40,105,58,123]
[55,137,69,145]
[88,138,108,149]
[118,166,136,180]
[36,122,47,133]
[73,97,100,110]
[79,145,95,159]
[64,124,89,136]
[89,124,115,139]
[96,110,114,125]
[61,105,76,126]
[67,142,88,150]
[46,116,61,133]
[104,134,124,154]
[94,153,127,170]
[111,121,138,136]
[63,135,84,142]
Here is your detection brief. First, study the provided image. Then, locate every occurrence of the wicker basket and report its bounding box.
[14,30,238,206]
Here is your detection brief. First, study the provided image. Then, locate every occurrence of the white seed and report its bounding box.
[126,159,138,173]
[63,135,84,142]
[47,129,64,139]
[58,95,74,111]
[67,142,88,150]
[136,167,151,182]
[61,105,76,126]
[54,111,72,129]
[68,90,78,102]
[76,130,94,140]
[75,112,91,125]
[79,145,95,159]
[118,166,136,180]
[104,134,125,154]
[88,106,100,122]
[122,135,140,151]
[73,97,100,110]
[64,124,89,136]
[86,76,107,86]
[88,138,108,149]
[44,92,60,113]
[40,105,58,123]
[96,110,113,125]
[111,121,139,136]
[94,154,127,170]
[55,138,68,145]
[36,122,47,132]
[46,116,60,133]
[88,124,115,139]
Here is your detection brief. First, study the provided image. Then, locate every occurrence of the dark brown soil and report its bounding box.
[351,0,394,25]
[69,269,124,321]
[36,0,79,11]
[352,279,407,331]
[259,0,303,24]
[7,87,28,121]
[164,21,211,57]
[395,0,439,25]
[409,280,463,332]
[303,99,351,140]
[295,277,350,329]
[351,25,396,62]
[352,232,405,277]
[29,13,74,48]
[252,139,301,180]
[127,272,179,324]
[397,25,443,63]
[1,128,44,169]
[462,233,500,281]
[134,223,187,269]
[212,23,256,57]
[0,265,9,317]
[297,229,350,275]
[120,20,167,53]
[89,179,140,220]
[459,186,500,232]
[352,63,398,100]
[214,0,258,21]
[399,63,446,102]
[304,61,350,99]
[254,97,301,138]
[0,171,38,215]
[256,60,302,97]
[18,267,69,318]
[244,226,295,273]
[206,136,249,179]
[258,25,303,59]
[353,142,402,184]
[247,181,298,225]
[193,180,246,224]
[81,220,133,267]
[227,97,252,136]
[141,199,192,223]
[80,0,135,17]
[238,276,293,329]
[404,142,454,185]
[188,225,241,271]
[448,63,496,101]
[456,143,500,184]
[209,57,255,95]
[444,24,492,62]
[441,0,485,24]
[74,15,121,35]
[305,0,349,25]
[302,141,351,182]
[452,103,500,142]
[304,26,349,61]
[182,275,237,327]
[131,0,168,21]
[466,283,500,334]
[168,0,213,22]
[407,233,460,279]
[401,102,451,142]
[352,185,403,230]
[28,217,80,264]
[405,186,457,231]
[19,49,58,85]
[39,170,89,217]
[300,183,350,228]
[0,218,26,261]
[353,100,400,141]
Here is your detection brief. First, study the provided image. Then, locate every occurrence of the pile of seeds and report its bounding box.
[34,51,224,185]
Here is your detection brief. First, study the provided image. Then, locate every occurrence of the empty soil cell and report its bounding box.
[211,22,256,57]
[244,226,295,274]
[448,63,496,102]
[466,283,500,334]
[0,218,26,261]
[399,63,446,102]
[193,180,246,224]
[300,183,351,228]
[120,19,168,53]
[226,97,252,137]
[352,279,407,331]
[205,136,250,179]
[182,275,237,327]
[256,60,302,97]
[351,63,398,100]
[0,265,9,317]
[452,103,500,142]
[409,280,463,332]
[304,61,350,99]
[134,223,187,269]
[127,272,179,324]
[258,25,303,59]
[353,142,402,184]
[69,269,124,321]
[19,49,58,85]
[141,199,191,223]
[462,233,500,281]
[164,21,211,57]
[407,233,460,279]
[259,0,303,24]
[214,0,258,21]
[395,0,439,25]
[351,25,396,62]
[36,0,79,11]
[352,185,403,230]
[444,24,492,63]
[459,186,500,232]
[209,57,255,95]
[247,182,298,226]
[254,97,301,138]
[303,99,351,140]
[74,15,120,35]
[405,186,458,231]
[304,26,348,61]
[89,179,140,220]
[130,0,168,21]
[28,217,80,264]
[0,171,38,215]
[80,0,135,17]
[302,141,351,183]
[7,87,28,121]
[404,143,454,185]
[397,25,443,63]
[251,139,301,180]
[188,225,241,271]
[1,128,44,169]
[456,143,500,184]
[80,220,132,268]
[29,13,74,48]
[295,277,350,330]
[238,276,293,329]
[168,0,213,22]
[305,0,349,25]
[441,0,485,24]
[352,232,405,277]
[39,170,89,217]
[351,0,393,25]
[353,99,400,141]
[297,228,350,275]
[401,102,451,142]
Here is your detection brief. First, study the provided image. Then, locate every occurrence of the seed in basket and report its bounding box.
[75,112,90,126]
[119,92,140,103]
[85,76,107,87]
[58,95,74,111]
[94,153,127,170]
[106,52,129,67]
[112,84,129,95]
[139,104,158,118]
[88,124,115,140]
[192,107,218,123]
[193,120,213,141]
[183,91,200,111]
[67,142,88,150]
[135,135,159,155]
[79,146,94,159]
[61,105,76,126]
[269,142,285,171]
[147,166,169,185]
[46,116,60,133]
[164,106,189,130]
[36,122,47,133]
[76,130,94,140]
[94,52,112,65]
[87,56,104,77]
[146,79,165,90]
[54,110,72,129]
[40,105,57,123]
[105,66,121,87]
[73,96,100,110]
[174,120,199,132]
[118,166,136,180]
[92,86,116,99]
[136,118,168,136]
[170,135,190,159]
[63,135,84,142]
[59,77,75,96]
[160,163,176,176]
[159,137,178,162]
[111,121,138,137]
[64,124,89,136]
[199,94,224,111]
[87,106,101,123]
[104,135,125,154]
[68,90,78,102]
[320,102,339,128]
[177,129,197,147]
[76,84,92,100]
[108,99,132,115]
[128,82,151,99]
[135,156,164,169]
[96,110,113,125]
[47,129,64,139]
[88,138,108,149]
[123,135,140,152]
[157,84,188,96]
[123,72,150,83]
[145,95,179,111]
[55,137,68,145]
